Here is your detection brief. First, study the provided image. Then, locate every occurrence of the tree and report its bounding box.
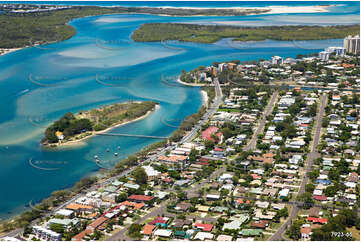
[328,169,340,182]
[232,175,239,185]
[279,208,288,218]
[274,208,288,223]
[322,117,329,127]
[205,140,215,150]
[49,223,64,234]
[189,148,199,162]
[91,230,102,240]
[308,169,319,181]
[323,185,338,197]
[339,208,359,227]
[221,127,233,139]
[177,191,186,201]
[220,189,229,197]
[116,193,128,203]
[133,167,148,185]
[305,183,315,193]
[124,155,138,167]
[298,192,314,209]
[128,223,142,238]
[287,219,303,240]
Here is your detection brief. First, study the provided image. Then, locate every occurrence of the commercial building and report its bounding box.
[32,226,62,241]
[344,35,360,54]
[318,51,330,61]
[326,47,346,56]
[272,56,283,65]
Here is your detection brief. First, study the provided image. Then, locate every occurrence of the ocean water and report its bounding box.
[0,1,359,219]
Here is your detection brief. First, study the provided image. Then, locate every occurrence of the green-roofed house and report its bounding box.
[112,180,123,187]
[48,218,80,228]
[240,229,262,237]
[213,206,229,213]
[174,230,186,239]
[223,214,249,231]
[250,187,263,195]
[323,166,331,171]
[104,185,118,193]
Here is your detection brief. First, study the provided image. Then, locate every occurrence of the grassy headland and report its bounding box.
[131,23,360,43]
[42,101,157,146]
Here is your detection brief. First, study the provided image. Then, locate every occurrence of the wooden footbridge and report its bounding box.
[96,133,168,139]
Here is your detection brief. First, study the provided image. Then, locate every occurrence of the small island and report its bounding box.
[41,101,158,146]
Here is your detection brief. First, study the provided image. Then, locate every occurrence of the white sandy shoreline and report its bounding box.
[153,4,334,15]
[201,90,209,107]
[0,48,23,57]
[175,78,209,107]
[177,78,207,87]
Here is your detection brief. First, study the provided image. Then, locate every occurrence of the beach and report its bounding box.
[264,5,333,14]
[47,104,159,148]
[0,48,23,56]
[155,4,333,15]
[201,90,209,108]
[177,78,208,87]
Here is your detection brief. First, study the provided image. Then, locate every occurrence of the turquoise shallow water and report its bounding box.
[0,1,359,219]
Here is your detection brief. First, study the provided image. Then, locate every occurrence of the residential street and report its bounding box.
[269,93,327,241]
[108,166,226,240]
[245,91,279,151]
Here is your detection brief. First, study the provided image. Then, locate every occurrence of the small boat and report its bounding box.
[106,148,110,152]
[18,89,30,95]
[94,155,98,159]
[117,146,120,150]
[114,153,118,156]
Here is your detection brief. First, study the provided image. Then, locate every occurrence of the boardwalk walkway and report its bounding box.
[96,133,167,139]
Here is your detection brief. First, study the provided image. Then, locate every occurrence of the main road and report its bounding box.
[269,93,327,241]
[181,78,223,143]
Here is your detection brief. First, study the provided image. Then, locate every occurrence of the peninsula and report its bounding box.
[132,23,360,43]
[41,101,158,146]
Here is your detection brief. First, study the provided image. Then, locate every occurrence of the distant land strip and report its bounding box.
[0,5,268,49]
[131,23,361,43]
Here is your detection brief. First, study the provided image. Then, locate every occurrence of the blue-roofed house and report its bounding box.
[315,179,332,185]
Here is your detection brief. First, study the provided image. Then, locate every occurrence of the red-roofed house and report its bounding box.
[251,174,262,180]
[142,224,156,235]
[199,157,210,162]
[251,220,269,229]
[119,201,145,210]
[235,198,251,206]
[128,195,155,202]
[194,223,214,232]
[202,126,222,142]
[307,217,328,224]
[196,162,210,166]
[313,195,327,201]
[72,229,92,241]
[87,216,109,232]
[149,216,167,225]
